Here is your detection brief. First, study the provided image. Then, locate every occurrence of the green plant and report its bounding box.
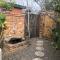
[0,13,6,28]
[0,13,6,35]
[52,22,60,49]
[0,13,6,48]
[45,0,60,12]
[0,0,13,10]
[0,0,5,7]
[2,3,13,10]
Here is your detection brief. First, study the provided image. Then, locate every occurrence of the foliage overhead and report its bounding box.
[2,3,13,10]
[0,0,13,10]
[0,0,5,7]
[45,0,60,12]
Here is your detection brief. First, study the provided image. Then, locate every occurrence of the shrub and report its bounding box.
[0,0,13,10]
[52,21,60,49]
[2,3,13,10]
[0,13,6,28]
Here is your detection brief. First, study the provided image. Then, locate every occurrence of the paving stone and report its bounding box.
[32,58,43,60]
[36,43,43,46]
[36,41,43,44]
[44,57,49,60]
[36,47,44,51]
[35,51,44,57]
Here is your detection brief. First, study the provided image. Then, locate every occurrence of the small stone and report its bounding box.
[32,58,42,60]
[35,51,44,57]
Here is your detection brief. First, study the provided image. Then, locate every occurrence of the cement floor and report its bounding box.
[2,38,60,60]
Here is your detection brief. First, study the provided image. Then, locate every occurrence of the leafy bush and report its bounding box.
[0,0,13,10]
[0,13,6,48]
[52,22,60,49]
[0,13,6,29]
[2,3,13,10]
[45,0,60,13]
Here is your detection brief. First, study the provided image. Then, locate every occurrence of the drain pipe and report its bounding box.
[27,0,30,38]
[27,10,30,38]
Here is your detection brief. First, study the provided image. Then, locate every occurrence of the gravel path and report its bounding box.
[2,38,60,60]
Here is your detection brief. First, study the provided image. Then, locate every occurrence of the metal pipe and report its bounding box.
[27,0,30,38]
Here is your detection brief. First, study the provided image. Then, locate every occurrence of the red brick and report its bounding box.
[4,8,25,39]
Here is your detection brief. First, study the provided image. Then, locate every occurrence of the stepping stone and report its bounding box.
[36,41,43,45]
[35,51,44,57]
[36,41,43,44]
[36,47,44,51]
[32,58,43,60]
[44,57,48,60]
[36,43,43,46]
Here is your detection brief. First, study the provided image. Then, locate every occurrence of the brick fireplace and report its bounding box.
[4,8,25,42]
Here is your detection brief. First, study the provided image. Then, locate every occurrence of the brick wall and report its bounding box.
[4,8,25,41]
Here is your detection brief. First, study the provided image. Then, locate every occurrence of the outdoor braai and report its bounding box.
[4,37,27,53]
[8,38,24,44]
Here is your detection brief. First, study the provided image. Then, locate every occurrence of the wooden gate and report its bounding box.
[25,14,39,38]
[39,12,56,39]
